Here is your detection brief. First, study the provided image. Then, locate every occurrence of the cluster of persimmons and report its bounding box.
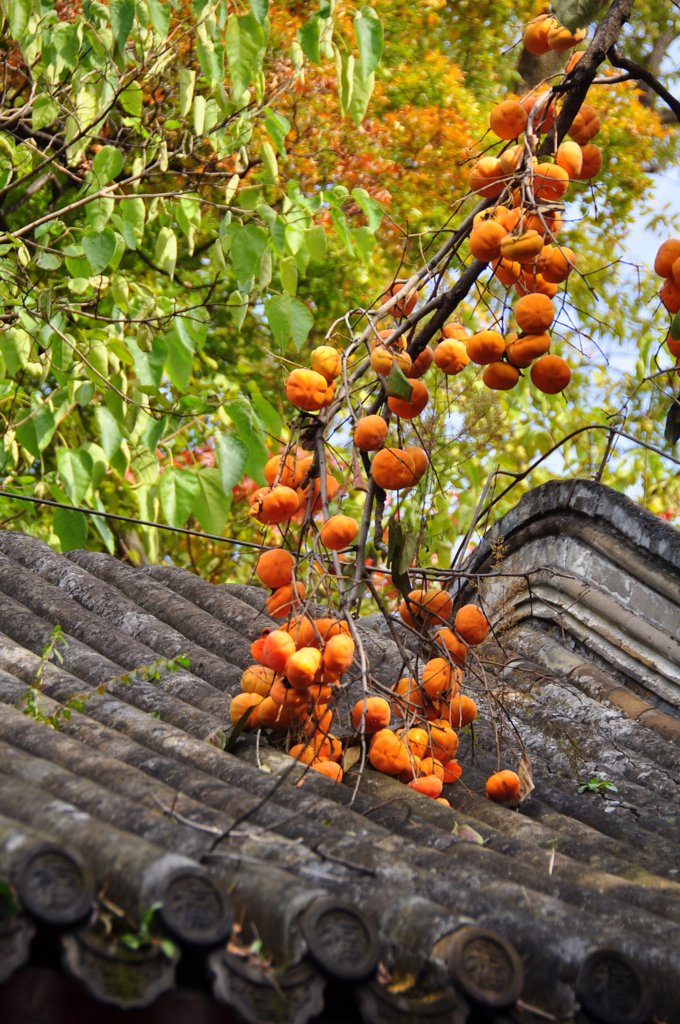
[224,12,636,809]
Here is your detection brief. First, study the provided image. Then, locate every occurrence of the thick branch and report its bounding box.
[608,44,680,122]
[548,0,636,149]
[406,260,486,361]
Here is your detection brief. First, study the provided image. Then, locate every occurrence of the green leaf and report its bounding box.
[215,431,249,493]
[249,0,269,23]
[128,335,167,389]
[305,225,327,262]
[120,196,145,249]
[664,401,680,447]
[349,67,375,125]
[225,702,257,752]
[552,0,606,31]
[298,16,321,64]
[147,0,170,37]
[56,448,94,504]
[352,225,376,263]
[260,140,278,181]
[16,405,56,458]
[263,109,291,154]
[223,396,268,482]
[670,313,680,341]
[354,6,383,79]
[110,0,135,52]
[95,406,124,461]
[336,49,354,114]
[196,24,222,87]
[226,13,266,96]
[178,69,196,117]
[86,196,115,232]
[164,324,194,391]
[230,224,267,288]
[330,207,354,254]
[5,0,31,39]
[53,506,88,552]
[290,297,314,348]
[120,81,143,117]
[32,95,59,131]
[159,468,201,527]
[155,226,177,279]
[351,187,383,232]
[280,256,298,296]
[82,228,116,274]
[0,327,31,376]
[386,363,413,400]
[93,145,124,185]
[387,519,417,598]
[192,468,229,534]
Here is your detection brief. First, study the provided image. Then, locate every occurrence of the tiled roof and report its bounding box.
[0,480,678,1024]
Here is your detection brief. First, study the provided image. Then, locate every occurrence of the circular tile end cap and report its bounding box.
[445,925,524,1009]
[158,869,232,946]
[299,896,379,981]
[16,843,92,926]
[576,948,653,1024]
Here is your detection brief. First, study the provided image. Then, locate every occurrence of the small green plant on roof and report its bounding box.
[118,653,191,686]
[577,777,618,796]
[0,878,19,920]
[17,624,89,729]
[119,902,177,961]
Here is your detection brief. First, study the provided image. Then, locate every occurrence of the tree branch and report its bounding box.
[608,44,680,122]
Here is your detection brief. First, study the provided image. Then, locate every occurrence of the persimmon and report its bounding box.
[408,774,443,799]
[285,647,322,690]
[419,756,445,781]
[387,378,429,419]
[369,728,410,775]
[455,604,490,645]
[555,140,583,178]
[660,279,680,314]
[241,664,276,697]
[499,144,525,176]
[312,617,350,644]
[269,678,308,710]
[422,657,461,700]
[564,50,585,73]
[547,23,586,52]
[285,368,333,411]
[515,294,554,333]
[290,742,317,765]
[323,633,355,678]
[230,692,263,727]
[469,220,507,262]
[568,104,600,145]
[253,695,293,730]
[297,473,341,516]
[530,353,571,394]
[500,230,544,264]
[371,447,417,489]
[515,271,558,299]
[522,15,558,55]
[434,339,470,374]
[250,485,300,526]
[434,627,468,666]
[655,239,680,278]
[373,328,407,351]
[489,99,528,140]
[371,345,412,376]
[575,143,602,180]
[264,452,312,488]
[440,692,477,733]
[402,727,430,759]
[399,587,453,628]
[256,547,295,589]
[466,330,506,365]
[386,280,418,318]
[320,514,359,550]
[304,704,334,737]
[266,580,306,618]
[410,345,434,378]
[533,163,569,202]
[521,92,556,134]
[441,759,463,783]
[310,345,341,382]
[538,245,576,284]
[442,323,469,341]
[429,720,459,760]
[486,769,521,803]
[492,257,522,286]
[351,696,391,733]
[524,208,563,238]
[405,446,428,480]
[482,362,520,391]
[391,675,425,717]
[260,629,297,672]
[354,414,388,451]
[506,332,551,368]
[667,332,680,359]
[469,157,504,198]
[312,760,343,782]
